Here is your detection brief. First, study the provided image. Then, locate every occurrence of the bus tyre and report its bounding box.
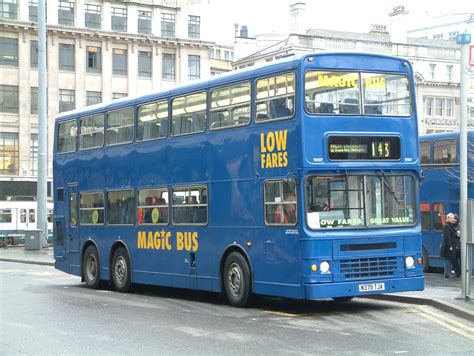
[224,252,252,308]
[422,246,429,272]
[83,245,100,289]
[111,247,131,293]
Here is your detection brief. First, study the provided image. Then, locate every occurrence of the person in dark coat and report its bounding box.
[441,213,461,278]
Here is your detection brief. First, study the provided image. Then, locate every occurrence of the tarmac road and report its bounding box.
[1,261,474,355]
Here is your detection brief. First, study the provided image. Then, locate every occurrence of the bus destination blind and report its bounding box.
[328,136,401,160]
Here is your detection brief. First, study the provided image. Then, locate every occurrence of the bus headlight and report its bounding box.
[405,256,415,269]
[320,261,331,273]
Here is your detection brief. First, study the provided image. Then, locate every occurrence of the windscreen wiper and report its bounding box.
[379,170,400,205]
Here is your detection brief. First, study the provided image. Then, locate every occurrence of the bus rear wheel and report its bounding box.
[224,252,252,307]
[83,245,100,289]
[111,247,131,293]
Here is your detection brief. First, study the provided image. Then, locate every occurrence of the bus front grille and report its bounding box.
[340,257,398,280]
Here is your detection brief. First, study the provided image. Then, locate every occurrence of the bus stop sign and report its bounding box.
[457,33,471,45]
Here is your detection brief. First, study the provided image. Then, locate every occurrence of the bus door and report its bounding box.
[68,185,79,253]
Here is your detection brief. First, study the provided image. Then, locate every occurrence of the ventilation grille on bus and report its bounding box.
[340,257,398,280]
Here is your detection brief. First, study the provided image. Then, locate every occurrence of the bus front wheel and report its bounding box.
[422,246,429,272]
[83,245,100,289]
[111,247,131,292]
[224,252,252,307]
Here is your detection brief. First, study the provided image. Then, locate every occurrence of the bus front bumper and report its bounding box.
[304,276,424,299]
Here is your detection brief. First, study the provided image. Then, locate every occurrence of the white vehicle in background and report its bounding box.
[0,201,53,246]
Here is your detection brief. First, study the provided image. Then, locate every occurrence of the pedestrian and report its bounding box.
[440,213,461,278]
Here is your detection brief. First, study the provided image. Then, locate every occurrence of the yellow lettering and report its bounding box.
[271,153,278,167]
[147,232,154,249]
[152,231,159,249]
[282,151,288,167]
[260,132,266,153]
[274,130,287,151]
[317,75,329,87]
[165,232,172,250]
[176,232,184,251]
[266,132,275,152]
[192,232,198,251]
[138,231,146,249]
[261,154,266,169]
[265,154,272,168]
[184,232,192,251]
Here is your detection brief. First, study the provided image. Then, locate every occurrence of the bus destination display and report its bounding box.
[328,136,401,160]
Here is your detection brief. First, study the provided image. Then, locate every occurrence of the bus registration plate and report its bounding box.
[358,283,385,292]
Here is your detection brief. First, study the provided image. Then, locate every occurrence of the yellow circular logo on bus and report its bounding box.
[92,209,99,224]
[151,208,160,224]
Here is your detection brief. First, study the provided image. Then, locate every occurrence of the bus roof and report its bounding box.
[55,51,412,123]
[419,130,474,141]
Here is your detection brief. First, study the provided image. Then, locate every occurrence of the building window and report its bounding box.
[111,7,127,32]
[188,55,200,80]
[433,33,443,40]
[188,15,200,39]
[112,93,127,100]
[434,98,443,116]
[86,91,101,106]
[58,0,74,26]
[445,99,453,117]
[161,13,175,37]
[0,85,19,113]
[30,40,38,68]
[31,87,38,114]
[0,132,19,175]
[138,10,151,34]
[428,63,436,80]
[0,37,18,67]
[85,3,101,29]
[162,53,175,80]
[138,51,152,78]
[30,133,38,176]
[425,97,433,116]
[446,65,453,81]
[29,0,38,22]
[448,31,459,41]
[59,43,75,71]
[59,89,75,113]
[1,0,17,19]
[426,97,454,118]
[86,46,101,73]
[112,48,127,76]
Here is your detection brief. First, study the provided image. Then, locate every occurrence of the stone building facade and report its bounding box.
[0,0,214,199]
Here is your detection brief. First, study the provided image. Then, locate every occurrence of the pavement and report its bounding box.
[1,246,473,321]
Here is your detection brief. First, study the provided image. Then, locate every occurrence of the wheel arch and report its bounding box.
[219,244,253,293]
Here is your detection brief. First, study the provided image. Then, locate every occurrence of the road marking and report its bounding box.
[264,311,302,317]
[413,306,474,341]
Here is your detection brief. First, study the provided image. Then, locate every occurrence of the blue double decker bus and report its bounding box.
[419,130,474,270]
[53,52,423,307]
